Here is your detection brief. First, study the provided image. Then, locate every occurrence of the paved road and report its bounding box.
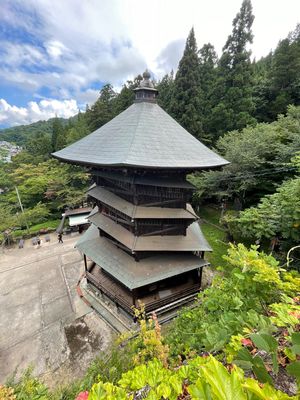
[0,232,112,385]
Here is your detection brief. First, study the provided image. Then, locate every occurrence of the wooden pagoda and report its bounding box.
[53,70,228,318]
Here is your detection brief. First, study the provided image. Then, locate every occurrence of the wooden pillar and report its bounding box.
[132,289,137,307]
[84,254,87,272]
[199,267,203,287]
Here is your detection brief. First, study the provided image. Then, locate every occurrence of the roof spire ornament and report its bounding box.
[134,69,158,102]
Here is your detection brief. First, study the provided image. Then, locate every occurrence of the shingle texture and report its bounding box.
[53,102,229,169]
[76,225,209,289]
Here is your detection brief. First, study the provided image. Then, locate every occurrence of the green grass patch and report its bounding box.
[201,222,228,268]
[11,219,61,239]
[198,205,229,268]
[198,205,222,225]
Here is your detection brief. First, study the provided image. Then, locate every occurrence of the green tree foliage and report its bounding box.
[156,71,174,113]
[0,155,90,232]
[65,112,90,146]
[0,205,18,232]
[190,105,300,204]
[17,202,50,228]
[168,244,300,354]
[269,25,300,118]
[113,75,143,115]
[210,0,256,136]
[51,117,66,151]
[26,132,52,159]
[86,84,116,131]
[170,28,203,140]
[0,118,66,146]
[198,43,218,141]
[252,53,273,122]
[254,24,300,122]
[227,176,300,244]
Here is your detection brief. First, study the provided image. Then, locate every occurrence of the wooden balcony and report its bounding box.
[86,265,200,316]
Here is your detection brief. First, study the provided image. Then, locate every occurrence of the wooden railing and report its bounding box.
[86,270,199,317]
[144,283,199,313]
[86,271,134,315]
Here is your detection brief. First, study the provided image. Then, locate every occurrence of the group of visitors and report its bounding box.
[18,233,64,249]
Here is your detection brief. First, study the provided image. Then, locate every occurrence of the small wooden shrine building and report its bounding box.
[53,71,228,318]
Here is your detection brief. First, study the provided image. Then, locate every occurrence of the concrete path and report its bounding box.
[0,232,113,386]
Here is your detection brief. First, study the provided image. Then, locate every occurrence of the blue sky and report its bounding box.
[0,0,299,128]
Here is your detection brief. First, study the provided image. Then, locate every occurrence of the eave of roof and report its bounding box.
[76,225,209,289]
[92,170,196,189]
[88,212,212,252]
[87,187,198,220]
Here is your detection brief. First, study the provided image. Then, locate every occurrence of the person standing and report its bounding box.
[58,233,63,243]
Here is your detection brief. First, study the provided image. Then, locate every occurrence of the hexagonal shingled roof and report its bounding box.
[52,101,229,170]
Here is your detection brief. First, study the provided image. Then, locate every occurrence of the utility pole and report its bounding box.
[15,186,30,234]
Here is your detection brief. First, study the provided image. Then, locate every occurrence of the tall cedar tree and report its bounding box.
[86,84,116,131]
[51,117,65,152]
[170,28,203,140]
[252,53,273,122]
[113,75,143,115]
[269,24,300,118]
[210,0,256,137]
[254,24,300,122]
[156,71,174,114]
[198,43,218,142]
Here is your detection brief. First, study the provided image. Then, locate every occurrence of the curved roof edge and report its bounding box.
[52,153,229,170]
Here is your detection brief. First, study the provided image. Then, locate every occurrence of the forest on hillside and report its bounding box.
[1,1,300,399]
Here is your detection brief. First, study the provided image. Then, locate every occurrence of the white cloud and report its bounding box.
[156,39,185,78]
[0,0,300,128]
[0,41,45,68]
[0,98,79,126]
[76,89,100,106]
[45,40,68,59]
[1,0,299,93]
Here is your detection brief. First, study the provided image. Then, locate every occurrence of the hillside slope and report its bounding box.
[0,117,70,145]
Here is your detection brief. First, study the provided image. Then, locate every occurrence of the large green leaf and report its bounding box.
[189,378,212,400]
[250,333,278,353]
[243,378,295,400]
[291,332,300,355]
[234,348,254,370]
[252,356,273,385]
[286,361,300,380]
[201,357,247,400]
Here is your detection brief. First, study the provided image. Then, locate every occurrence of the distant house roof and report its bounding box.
[52,101,229,170]
[68,214,89,227]
[76,225,209,289]
[64,207,92,216]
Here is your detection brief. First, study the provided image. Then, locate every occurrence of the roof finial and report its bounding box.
[139,69,153,88]
[143,69,151,80]
[134,69,158,102]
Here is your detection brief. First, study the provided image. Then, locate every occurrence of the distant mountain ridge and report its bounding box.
[0,117,70,145]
